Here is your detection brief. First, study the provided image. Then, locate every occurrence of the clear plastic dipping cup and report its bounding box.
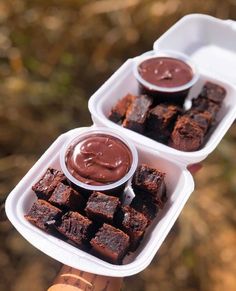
[133,50,199,106]
[60,127,138,195]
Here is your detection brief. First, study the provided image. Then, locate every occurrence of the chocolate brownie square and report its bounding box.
[109,94,135,123]
[116,205,148,251]
[199,82,226,104]
[90,223,130,264]
[85,192,120,223]
[185,109,212,134]
[25,199,62,231]
[169,116,205,151]
[146,104,181,142]
[191,96,220,120]
[56,211,93,248]
[122,95,153,133]
[49,182,85,211]
[130,193,159,223]
[32,168,67,200]
[132,164,166,208]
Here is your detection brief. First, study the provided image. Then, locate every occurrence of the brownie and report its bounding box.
[146,104,181,142]
[56,211,93,248]
[132,164,166,208]
[85,192,120,223]
[116,205,148,251]
[49,182,85,211]
[169,116,205,151]
[122,95,153,133]
[130,193,159,223]
[109,94,135,123]
[191,96,220,120]
[25,199,62,231]
[32,168,67,200]
[90,223,130,264]
[185,109,212,134]
[199,81,226,104]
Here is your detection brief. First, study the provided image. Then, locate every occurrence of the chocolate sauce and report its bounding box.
[138,57,193,88]
[65,134,132,186]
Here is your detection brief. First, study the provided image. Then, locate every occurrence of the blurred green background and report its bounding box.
[0,1,236,290]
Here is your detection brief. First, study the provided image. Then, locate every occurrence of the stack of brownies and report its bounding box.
[109,82,226,151]
[25,164,167,264]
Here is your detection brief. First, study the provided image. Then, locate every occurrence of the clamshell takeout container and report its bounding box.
[89,14,236,165]
[6,14,236,277]
[6,126,194,277]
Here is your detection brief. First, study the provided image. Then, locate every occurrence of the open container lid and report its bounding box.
[153,14,236,85]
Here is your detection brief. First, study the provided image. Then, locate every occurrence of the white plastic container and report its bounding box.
[5,127,194,277]
[5,14,236,277]
[89,14,236,165]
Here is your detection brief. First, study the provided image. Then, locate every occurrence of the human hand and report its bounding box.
[187,163,202,175]
[48,265,123,291]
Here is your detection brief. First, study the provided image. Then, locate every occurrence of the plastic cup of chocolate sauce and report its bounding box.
[60,127,138,196]
[133,51,199,107]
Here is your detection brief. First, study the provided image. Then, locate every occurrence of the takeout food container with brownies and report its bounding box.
[6,126,194,276]
[5,14,236,277]
[89,14,236,164]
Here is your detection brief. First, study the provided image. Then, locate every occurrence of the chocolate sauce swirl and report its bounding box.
[65,134,132,185]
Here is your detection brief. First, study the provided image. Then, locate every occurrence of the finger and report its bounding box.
[187,163,202,175]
